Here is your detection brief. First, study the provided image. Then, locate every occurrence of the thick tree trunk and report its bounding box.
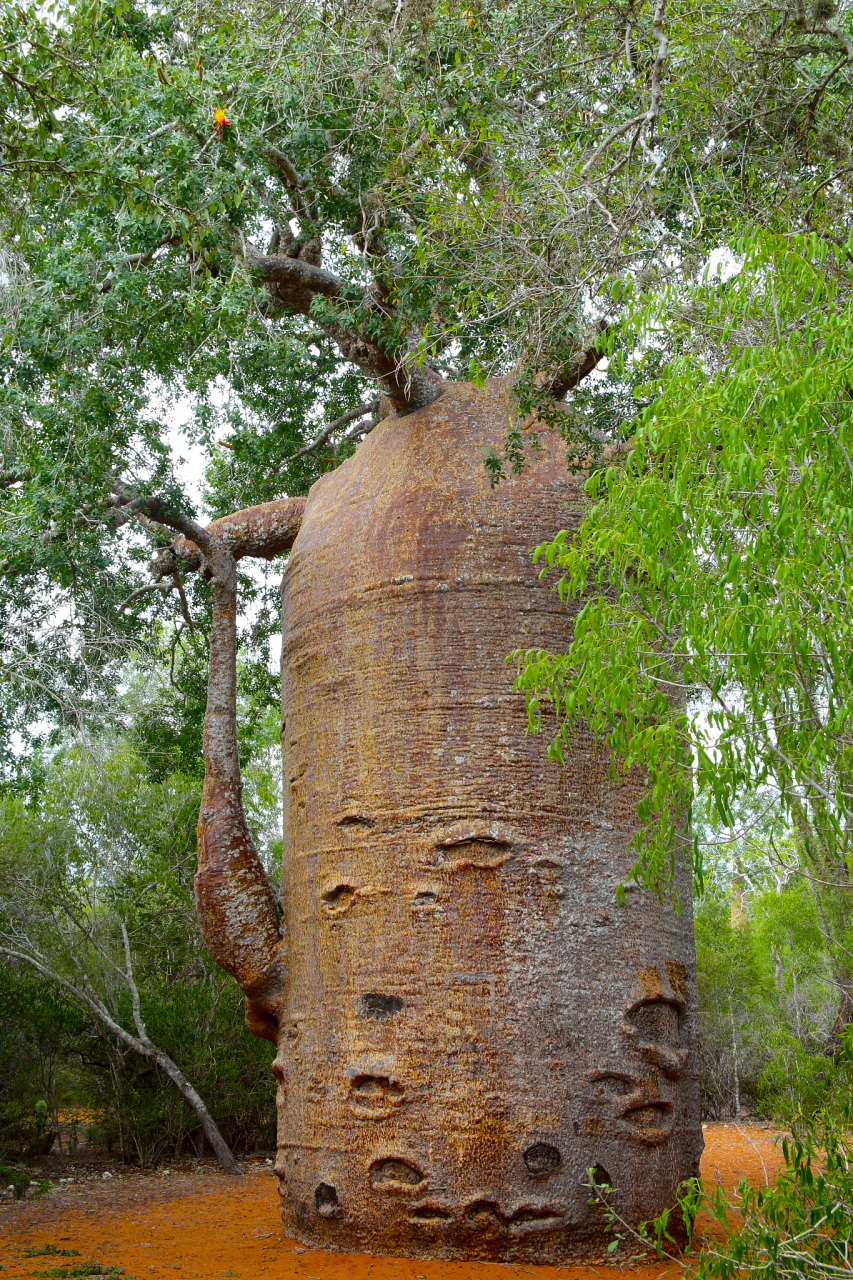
[271,381,702,1261]
[180,386,702,1260]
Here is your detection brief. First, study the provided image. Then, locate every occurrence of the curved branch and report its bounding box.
[234,236,444,415]
[117,489,309,1042]
[249,248,350,300]
[282,397,381,467]
[196,557,284,1042]
[158,496,308,576]
[0,942,242,1173]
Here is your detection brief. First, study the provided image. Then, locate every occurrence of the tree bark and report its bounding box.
[145,1042,241,1175]
[147,496,307,1042]
[194,556,285,1042]
[728,993,741,1118]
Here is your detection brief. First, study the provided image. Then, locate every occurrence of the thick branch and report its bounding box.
[155,496,308,577]
[330,319,444,415]
[543,324,611,399]
[194,559,283,1043]
[120,490,307,1042]
[249,249,349,300]
[236,237,444,415]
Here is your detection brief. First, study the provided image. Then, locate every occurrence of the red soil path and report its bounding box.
[0,1123,786,1280]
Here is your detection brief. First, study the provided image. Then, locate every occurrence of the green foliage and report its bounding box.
[23,1248,81,1259]
[0,966,87,1158]
[694,893,772,1117]
[0,728,280,1162]
[3,0,853,769]
[515,229,853,907]
[31,1267,127,1279]
[0,1164,31,1197]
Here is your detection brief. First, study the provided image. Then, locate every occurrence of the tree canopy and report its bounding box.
[3,0,853,762]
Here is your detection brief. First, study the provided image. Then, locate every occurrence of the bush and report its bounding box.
[693,1036,853,1279]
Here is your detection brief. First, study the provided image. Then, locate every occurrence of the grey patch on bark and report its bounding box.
[315,1183,342,1218]
[523,1142,561,1175]
[361,992,404,1019]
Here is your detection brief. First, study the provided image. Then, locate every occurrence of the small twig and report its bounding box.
[146,119,180,143]
[805,166,853,226]
[580,113,647,178]
[732,1120,770,1187]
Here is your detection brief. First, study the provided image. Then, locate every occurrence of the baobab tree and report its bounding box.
[2,0,852,1257]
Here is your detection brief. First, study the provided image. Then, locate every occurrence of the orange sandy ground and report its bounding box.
[0,1123,786,1280]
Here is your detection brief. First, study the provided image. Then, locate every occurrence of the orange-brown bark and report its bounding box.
[271,381,702,1260]
[180,500,306,1043]
[172,498,308,572]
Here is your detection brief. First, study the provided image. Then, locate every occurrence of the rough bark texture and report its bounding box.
[193,540,288,1044]
[171,499,309,573]
[267,379,703,1261]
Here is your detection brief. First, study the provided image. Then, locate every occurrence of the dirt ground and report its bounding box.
[0,1123,786,1280]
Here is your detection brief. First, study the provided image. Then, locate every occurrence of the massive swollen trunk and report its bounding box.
[267,380,702,1260]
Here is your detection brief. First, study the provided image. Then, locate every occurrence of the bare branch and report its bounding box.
[120,919,147,1042]
[648,0,670,142]
[172,568,196,633]
[98,237,178,294]
[262,143,314,223]
[119,581,173,611]
[580,114,647,179]
[825,21,853,61]
[283,396,381,466]
[245,245,351,300]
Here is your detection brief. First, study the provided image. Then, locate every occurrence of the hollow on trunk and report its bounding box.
[193,380,703,1261]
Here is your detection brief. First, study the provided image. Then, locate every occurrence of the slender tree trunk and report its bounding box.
[788,939,802,1040]
[0,946,242,1175]
[728,993,741,1118]
[145,1043,240,1175]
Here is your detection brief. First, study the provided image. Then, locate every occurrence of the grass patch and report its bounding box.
[23,1247,80,1258]
[30,1265,129,1278]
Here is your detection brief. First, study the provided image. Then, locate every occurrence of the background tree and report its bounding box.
[0,726,281,1169]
